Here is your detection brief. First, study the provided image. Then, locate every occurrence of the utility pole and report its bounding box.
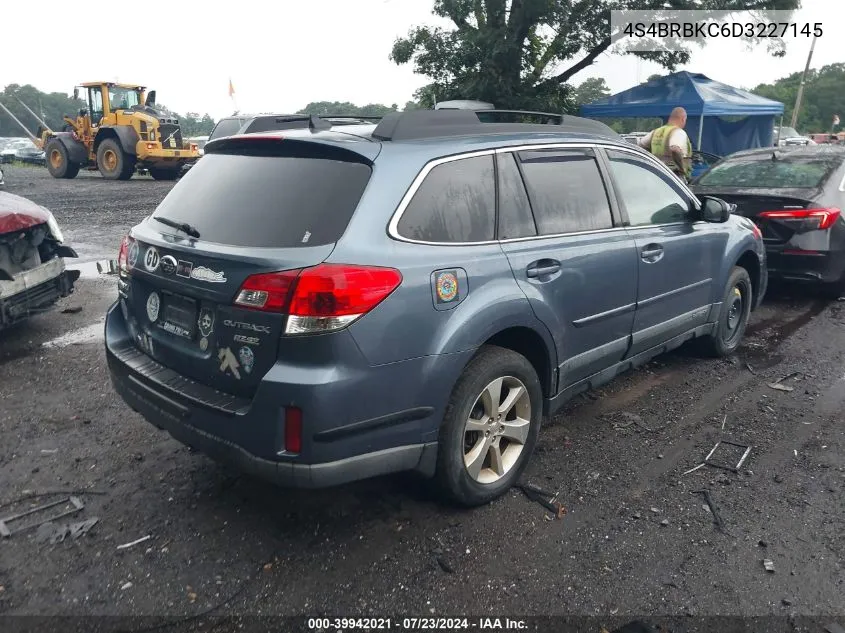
[790,34,817,130]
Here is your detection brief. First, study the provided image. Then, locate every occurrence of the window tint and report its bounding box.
[696,157,836,188]
[517,149,612,235]
[606,150,690,226]
[397,155,495,243]
[497,153,536,239]
[152,153,371,248]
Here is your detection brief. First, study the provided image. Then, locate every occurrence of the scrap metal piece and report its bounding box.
[0,496,84,537]
[516,483,566,519]
[693,489,727,534]
[704,441,752,473]
[117,534,151,550]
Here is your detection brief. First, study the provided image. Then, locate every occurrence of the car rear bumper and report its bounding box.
[765,248,845,285]
[0,258,79,329]
[104,301,467,488]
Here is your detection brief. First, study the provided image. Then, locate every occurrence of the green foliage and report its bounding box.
[752,63,845,133]
[296,101,399,116]
[391,0,800,113]
[0,84,84,137]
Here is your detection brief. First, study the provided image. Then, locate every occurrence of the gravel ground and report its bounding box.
[0,166,843,631]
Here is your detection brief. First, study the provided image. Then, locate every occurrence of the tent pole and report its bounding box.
[697,114,704,151]
[776,114,783,145]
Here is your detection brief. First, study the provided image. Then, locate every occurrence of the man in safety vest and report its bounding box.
[637,107,693,182]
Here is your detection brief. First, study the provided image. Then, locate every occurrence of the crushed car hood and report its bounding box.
[0,191,52,234]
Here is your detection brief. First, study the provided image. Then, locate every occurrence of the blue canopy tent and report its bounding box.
[580,71,785,156]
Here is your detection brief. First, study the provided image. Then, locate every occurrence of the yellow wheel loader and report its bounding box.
[0,82,200,181]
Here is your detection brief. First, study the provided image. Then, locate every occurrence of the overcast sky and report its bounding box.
[1,0,841,120]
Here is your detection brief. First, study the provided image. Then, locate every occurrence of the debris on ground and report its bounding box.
[721,415,727,430]
[121,582,133,591]
[660,519,669,527]
[824,623,845,633]
[693,490,728,534]
[704,440,752,473]
[116,534,151,551]
[683,463,706,475]
[607,411,666,433]
[768,382,795,392]
[40,449,59,455]
[515,483,565,519]
[35,517,99,544]
[0,496,84,537]
[763,559,775,573]
[745,362,757,375]
[436,556,454,573]
[61,307,83,314]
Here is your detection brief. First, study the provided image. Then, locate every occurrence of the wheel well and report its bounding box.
[93,128,118,153]
[736,250,761,307]
[483,327,553,398]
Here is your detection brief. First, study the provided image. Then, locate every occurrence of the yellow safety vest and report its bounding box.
[650,125,692,178]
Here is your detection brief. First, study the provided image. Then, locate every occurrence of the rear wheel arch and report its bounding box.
[481,326,555,399]
[735,249,762,309]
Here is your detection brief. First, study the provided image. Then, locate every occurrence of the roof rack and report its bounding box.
[371,109,618,142]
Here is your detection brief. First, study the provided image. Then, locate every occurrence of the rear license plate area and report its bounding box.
[158,293,197,340]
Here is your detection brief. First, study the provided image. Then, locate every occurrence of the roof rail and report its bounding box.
[371,109,619,142]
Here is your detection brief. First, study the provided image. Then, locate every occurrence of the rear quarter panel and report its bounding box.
[711,215,766,304]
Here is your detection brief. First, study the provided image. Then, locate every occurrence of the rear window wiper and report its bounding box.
[153,216,201,239]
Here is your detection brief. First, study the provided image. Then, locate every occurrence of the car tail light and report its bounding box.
[233,264,403,335]
[117,235,132,275]
[284,406,302,454]
[234,270,301,311]
[758,207,841,230]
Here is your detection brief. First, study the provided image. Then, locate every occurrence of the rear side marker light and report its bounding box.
[233,264,403,335]
[117,235,133,276]
[284,407,302,454]
[758,207,841,230]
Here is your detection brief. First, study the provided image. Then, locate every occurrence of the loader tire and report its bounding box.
[148,167,180,181]
[97,138,135,180]
[45,139,79,179]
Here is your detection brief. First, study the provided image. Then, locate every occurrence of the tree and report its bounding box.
[391,0,800,113]
[0,84,84,138]
[752,63,845,133]
[296,101,398,116]
[573,77,610,108]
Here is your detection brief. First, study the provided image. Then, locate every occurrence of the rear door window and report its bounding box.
[497,152,536,239]
[397,155,495,242]
[606,150,691,226]
[151,152,371,248]
[517,148,613,234]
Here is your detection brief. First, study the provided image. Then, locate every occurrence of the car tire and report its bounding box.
[45,139,79,179]
[698,266,753,357]
[148,167,180,181]
[97,138,135,180]
[434,345,543,507]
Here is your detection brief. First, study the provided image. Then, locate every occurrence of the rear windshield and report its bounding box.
[208,118,246,141]
[696,157,836,188]
[151,153,371,248]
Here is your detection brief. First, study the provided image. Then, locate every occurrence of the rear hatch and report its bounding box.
[121,136,377,398]
[693,152,838,245]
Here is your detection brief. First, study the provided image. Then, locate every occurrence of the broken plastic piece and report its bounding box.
[763,559,775,573]
[704,441,752,473]
[0,496,84,537]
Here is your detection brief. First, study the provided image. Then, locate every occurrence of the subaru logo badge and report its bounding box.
[160,255,177,275]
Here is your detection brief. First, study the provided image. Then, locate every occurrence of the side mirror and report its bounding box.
[73,87,79,101]
[146,90,156,107]
[700,196,733,223]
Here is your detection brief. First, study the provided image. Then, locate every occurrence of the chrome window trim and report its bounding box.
[386,141,701,247]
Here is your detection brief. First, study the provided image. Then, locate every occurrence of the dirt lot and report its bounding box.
[0,166,843,631]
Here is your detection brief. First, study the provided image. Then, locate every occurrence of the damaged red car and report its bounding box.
[0,192,80,330]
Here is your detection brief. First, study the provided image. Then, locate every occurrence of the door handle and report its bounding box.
[526,260,561,278]
[640,244,664,263]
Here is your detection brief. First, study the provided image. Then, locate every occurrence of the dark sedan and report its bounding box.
[692,146,845,296]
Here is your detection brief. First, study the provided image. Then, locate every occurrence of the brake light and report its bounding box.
[233,264,403,334]
[284,407,302,454]
[234,270,301,311]
[758,207,841,230]
[117,235,132,275]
